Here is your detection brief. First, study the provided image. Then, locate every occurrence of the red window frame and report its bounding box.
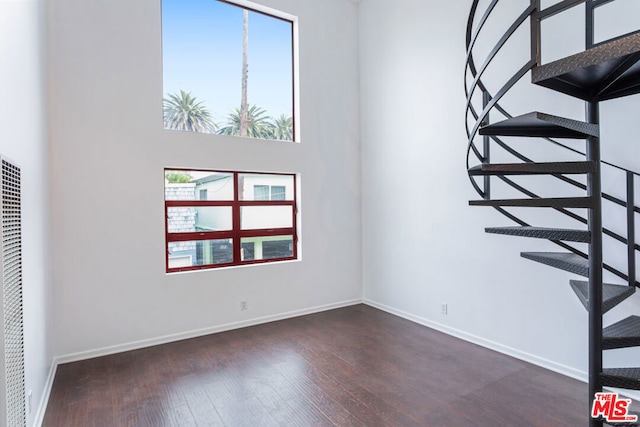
[165,169,298,273]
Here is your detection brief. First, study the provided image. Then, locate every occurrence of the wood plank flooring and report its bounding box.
[43,304,623,426]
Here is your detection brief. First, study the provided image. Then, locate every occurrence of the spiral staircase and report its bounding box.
[465,1,640,425]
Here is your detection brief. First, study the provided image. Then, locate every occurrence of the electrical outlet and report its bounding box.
[441,303,448,315]
[240,301,248,311]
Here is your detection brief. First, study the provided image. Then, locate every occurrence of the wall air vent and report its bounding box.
[0,157,25,427]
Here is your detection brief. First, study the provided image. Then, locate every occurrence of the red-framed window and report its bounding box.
[165,168,297,273]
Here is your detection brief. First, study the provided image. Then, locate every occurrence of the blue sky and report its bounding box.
[162,0,293,124]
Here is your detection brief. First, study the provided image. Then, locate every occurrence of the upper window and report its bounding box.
[161,0,298,141]
[164,169,298,272]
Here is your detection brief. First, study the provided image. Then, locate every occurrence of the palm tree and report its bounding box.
[218,105,274,139]
[163,90,217,133]
[240,9,249,137]
[270,114,293,141]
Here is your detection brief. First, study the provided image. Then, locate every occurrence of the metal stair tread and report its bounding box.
[485,226,590,242]
[478,112,599,138]
[521,252,588,276]
[602,368,640,390]
[469,197,594,208]
[532,32,640,101]
[604,316,640,350]
[468,161,596,176]
[570,280,636,314]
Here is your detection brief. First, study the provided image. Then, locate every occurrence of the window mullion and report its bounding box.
[168,231,234,242]
[293,174,298,258]
[165,200,233,207]
[239,228,294,238]
[233,172,242,263]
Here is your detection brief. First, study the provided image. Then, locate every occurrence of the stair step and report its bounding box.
[521,252,588,276]
[485,226,590,242]
[604,316,640,350]
[570,280,636,314]
[479,112,599,139]
[602,368,640,390]
[533,32,640,101]
[468,161,596,176]
[470,197,594,208]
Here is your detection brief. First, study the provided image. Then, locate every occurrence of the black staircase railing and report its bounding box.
[465,1,640,426]
[465,0,639,290]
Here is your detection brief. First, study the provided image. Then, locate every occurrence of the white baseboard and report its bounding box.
[32,359,57,427]
[56,298,362,365]
[362,298,640,403]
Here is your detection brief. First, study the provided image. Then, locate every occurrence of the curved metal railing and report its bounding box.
[465,0,639,287]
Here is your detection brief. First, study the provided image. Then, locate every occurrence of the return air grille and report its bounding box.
[2,158,25,427]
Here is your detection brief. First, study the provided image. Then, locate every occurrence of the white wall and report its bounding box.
[360,0,640,398]
[48,0,361,359]
[0,0,53,424]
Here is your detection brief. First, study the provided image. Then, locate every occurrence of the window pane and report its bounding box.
[168,239,233,268]
[165,170,234,201]
[241,206,292,229]
[162,0,295,141]
[241,236,293,260]
[241,241,255,261]
[254,185,269,200]
[271,186,285,200]
[239,173,294,200]
[167,206,232,232]
[167,207,196,233]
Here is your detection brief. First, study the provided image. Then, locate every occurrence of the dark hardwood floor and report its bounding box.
[43,304,620,426]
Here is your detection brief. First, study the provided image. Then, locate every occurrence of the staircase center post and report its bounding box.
[587,100,603,427]
[627,171,636,287]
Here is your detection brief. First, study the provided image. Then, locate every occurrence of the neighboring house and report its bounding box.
[165,182,197,268]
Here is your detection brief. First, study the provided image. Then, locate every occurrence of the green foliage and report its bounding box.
[165,172,192,183]
[270,114,293,141]
[218,105,274,139]
[163,91,294,141]
[218,106,293,141]
[164,90,217,133]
